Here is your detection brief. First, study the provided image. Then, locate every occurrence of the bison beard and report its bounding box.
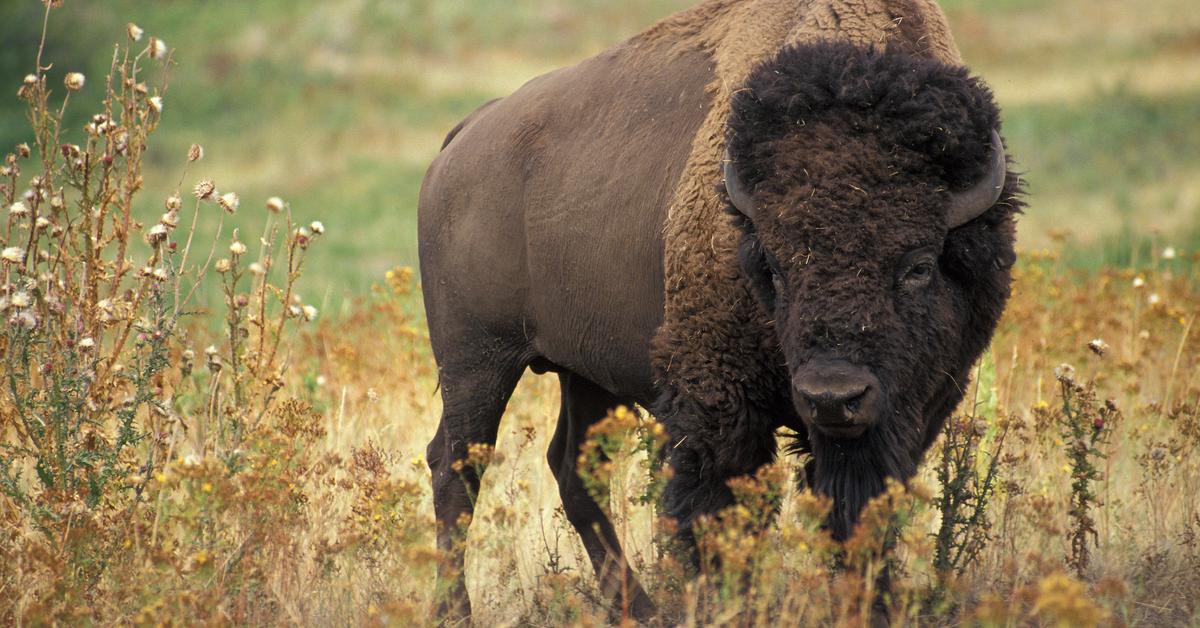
[657,40,1021,557]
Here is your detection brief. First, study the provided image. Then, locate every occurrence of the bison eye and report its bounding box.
[899,249,939,290]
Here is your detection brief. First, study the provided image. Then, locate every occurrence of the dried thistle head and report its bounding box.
[193,179,216,200]
[63,72,85,92]
[187,143,203,162]
[217,192,239,214]
[148,37,168,61]
[2,246,25,263]
[1087,338,1109,357]
[1054,363,1077,386]
[126,22,144,42]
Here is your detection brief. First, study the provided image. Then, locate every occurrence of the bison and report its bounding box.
[418,0,1021,621]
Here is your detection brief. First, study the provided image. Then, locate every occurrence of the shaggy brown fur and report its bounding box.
[660,39,1020,544]
[643,0,977,547]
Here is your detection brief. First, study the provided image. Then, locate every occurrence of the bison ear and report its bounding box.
[724,150,760,222]
[946,130,1007,229]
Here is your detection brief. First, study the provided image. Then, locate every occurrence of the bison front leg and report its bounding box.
[659,405,779,573]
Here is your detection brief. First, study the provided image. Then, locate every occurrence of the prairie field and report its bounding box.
[1,1,1200,626]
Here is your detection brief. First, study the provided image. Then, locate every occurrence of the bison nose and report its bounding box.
[792,360,881,439]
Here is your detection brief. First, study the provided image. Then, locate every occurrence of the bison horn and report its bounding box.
[947,130,1007,229]
[723,149,758,221]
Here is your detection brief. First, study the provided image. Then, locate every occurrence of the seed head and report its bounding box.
[160,211,179,228]
[1132,276,1146,289]
[187,143,203,162]
[1148,293,1161,306]
[9,201,29,217]
[165,194,182,211]
[147,223,169,245]
[149,37,168,60]
[218,192,239,214]
[193,180,216,200]
[1162,246,1177,260]
[127,22,144,42]
[148,96,163,114]
[1053,363,1076,386]
[248,262,266,275]
[1,247,25,263]
[229,240,247,256]
[10,310,37,330]
[10,292,30,308]
[302,305,318,321]
[265,196,285,213]
[1087,338,1109,357]
[35,217,50,230]
[15,143,30,159]
[215,259,231,274]
[309,220,325,235]
[64,72,85,92]
[23,74,37,86]
[78,337,96,350]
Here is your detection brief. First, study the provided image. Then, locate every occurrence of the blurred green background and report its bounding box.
[2,0,1198,309]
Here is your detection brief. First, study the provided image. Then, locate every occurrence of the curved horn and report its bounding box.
[723,149,758,221]
[947,129,1007,229]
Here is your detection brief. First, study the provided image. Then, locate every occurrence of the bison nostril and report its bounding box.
[844,394,862,415]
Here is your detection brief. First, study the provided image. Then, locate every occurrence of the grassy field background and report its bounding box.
[3,1,1200,625]
[2,0,1198,299]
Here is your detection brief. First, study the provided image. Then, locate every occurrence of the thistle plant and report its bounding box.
[1053,363,1118,578]
[0,5,327,621]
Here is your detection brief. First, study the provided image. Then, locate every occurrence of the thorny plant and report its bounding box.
[0,5,401,624]
[1051,362,1119,579]
[932,357,1010,580]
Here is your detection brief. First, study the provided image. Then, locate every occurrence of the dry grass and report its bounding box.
[3,2,1200,627]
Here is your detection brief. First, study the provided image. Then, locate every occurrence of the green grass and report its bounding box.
[1,0,1197,307]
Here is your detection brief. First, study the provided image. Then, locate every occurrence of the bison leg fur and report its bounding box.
[426,355,525,624]
[661,416,778,575]
[547,372,656,621]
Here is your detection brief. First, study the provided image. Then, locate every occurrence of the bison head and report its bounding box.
[723,42,1021,539]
